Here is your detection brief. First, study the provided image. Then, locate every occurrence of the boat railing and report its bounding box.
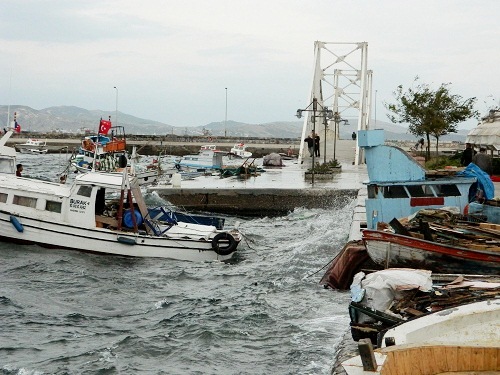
[104,139,127,153]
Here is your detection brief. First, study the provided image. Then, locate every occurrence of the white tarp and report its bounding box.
[351,269,433,323]
[466,109,500,150]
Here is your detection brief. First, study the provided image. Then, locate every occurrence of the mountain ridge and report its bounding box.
[0,105,468,141]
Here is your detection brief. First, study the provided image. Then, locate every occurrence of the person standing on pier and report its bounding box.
[472,147,493,175]
[305,134,314,157]
[313,132,320,157]
[461,143,476,166]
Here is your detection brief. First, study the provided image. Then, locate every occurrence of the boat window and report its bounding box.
[406,185,435,197]
[13,195,37,208]
[0,193,7,203]
[77,186,92,197]
[0,159,15,174]
[367,185,378,199]
[45,200,62,213]
[382,185,408,198]
[434,184,461,196]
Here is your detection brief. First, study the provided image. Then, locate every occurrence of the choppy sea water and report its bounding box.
[1,154,354,375]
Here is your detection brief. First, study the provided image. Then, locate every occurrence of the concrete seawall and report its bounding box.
[150,187,359,216]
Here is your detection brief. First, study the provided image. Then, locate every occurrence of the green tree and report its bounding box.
[385,77,479,159]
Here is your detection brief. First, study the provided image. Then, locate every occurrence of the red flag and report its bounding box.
[14,121,21,133]
[99,119,112,135]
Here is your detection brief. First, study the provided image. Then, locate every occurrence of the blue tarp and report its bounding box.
[456,163,495,201]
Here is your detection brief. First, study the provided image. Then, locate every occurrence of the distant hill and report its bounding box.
[0,105,468,141]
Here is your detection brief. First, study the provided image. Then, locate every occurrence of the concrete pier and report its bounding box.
[147,161,368,216]
[146,138,367,215]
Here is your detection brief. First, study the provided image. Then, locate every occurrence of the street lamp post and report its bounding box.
[332,112,349,162]
[113,86,118,126]
[296,98,333,184]
[224,87,227,138]
[323,115,328,164]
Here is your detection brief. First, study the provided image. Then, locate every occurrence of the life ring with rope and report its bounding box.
[211,232,238,256]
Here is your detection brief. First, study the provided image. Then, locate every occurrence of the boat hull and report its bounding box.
[0,211,237,262]
[363,229,500,274]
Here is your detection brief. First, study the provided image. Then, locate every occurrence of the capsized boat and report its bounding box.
[0,131,242,261]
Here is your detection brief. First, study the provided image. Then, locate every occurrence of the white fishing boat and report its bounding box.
[176,144,252,171]
[70,120,164,185]
[15,138,48,154]
[176,147,225,170]
[230,143,252,158]
[70,121,128,172]
[0,130,241,261]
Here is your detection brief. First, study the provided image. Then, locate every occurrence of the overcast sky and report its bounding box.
[1,0,498,129]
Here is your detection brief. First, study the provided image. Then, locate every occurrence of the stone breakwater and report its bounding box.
[6,137,303,157]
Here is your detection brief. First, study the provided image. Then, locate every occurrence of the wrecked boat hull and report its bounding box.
[363,230,500,275]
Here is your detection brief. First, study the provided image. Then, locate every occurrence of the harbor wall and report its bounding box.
[150,187,359,217]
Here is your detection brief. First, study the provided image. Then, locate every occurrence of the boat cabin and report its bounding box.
[0,171,144,232]
[359,130,476,229]
[0,130,18,174]
[80,126,127,155]
[178,149,224,170]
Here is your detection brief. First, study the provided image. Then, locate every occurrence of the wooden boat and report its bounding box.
[363,229,500,275]
[342,299,500,374]
[0,130,241,261]
[342,344,500,374]
[320,129,483,289]
[378,299,500,348]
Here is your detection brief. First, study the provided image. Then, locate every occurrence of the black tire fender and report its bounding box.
[211,233,237,256]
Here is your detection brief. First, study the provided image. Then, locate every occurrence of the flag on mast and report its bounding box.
[13,112,21,133]
[99,118,112,135]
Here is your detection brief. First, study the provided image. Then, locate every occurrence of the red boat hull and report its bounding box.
[362,230,500,274]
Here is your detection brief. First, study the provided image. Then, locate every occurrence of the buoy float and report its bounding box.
[10,215,24,232]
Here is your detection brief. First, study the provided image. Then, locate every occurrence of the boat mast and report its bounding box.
[6,69,12,129]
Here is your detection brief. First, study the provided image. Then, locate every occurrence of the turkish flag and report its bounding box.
[14,121,21,133]
[99,119,112,135]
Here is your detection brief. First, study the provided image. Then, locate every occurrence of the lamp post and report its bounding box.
[113,86,118,126]
[323,115,328,164]
[332,112,349,162]
[224,87,227,138]
[296,98,333,184]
